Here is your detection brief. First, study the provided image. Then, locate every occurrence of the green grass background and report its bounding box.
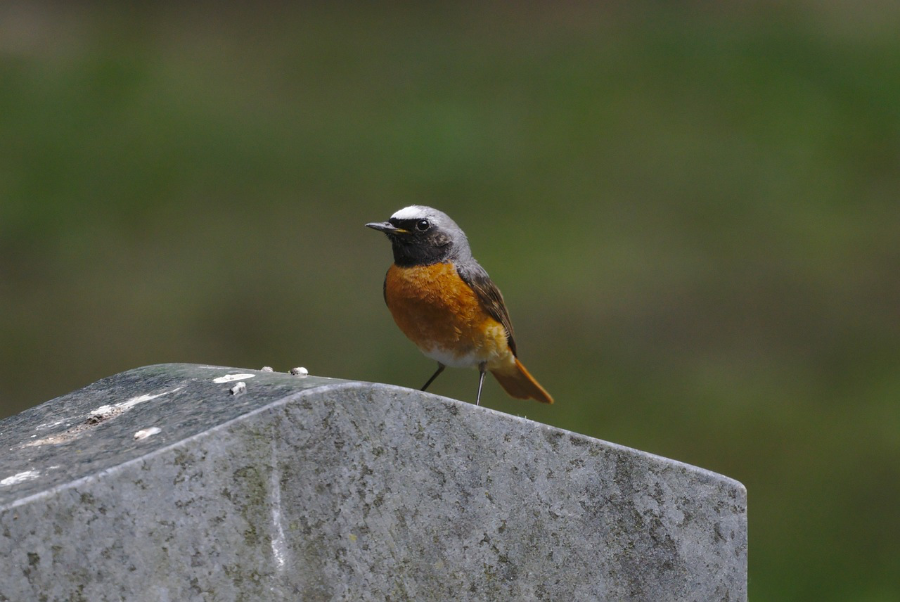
[2,2,899,599]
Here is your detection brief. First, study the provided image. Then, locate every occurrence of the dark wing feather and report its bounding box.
[456,263,518,356]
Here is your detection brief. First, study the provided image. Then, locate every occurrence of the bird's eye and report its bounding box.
[416,219,430,231]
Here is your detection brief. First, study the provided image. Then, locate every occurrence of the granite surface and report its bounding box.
[0,364,747,601]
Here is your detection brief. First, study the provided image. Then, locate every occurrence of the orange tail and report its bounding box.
[491,358,554,404]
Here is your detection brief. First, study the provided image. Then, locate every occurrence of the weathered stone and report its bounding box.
[0,364,747,601]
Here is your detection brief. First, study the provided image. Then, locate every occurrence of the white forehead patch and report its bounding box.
[390,206,427,220]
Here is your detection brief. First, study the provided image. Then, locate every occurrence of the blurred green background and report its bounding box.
[2,2,898,599]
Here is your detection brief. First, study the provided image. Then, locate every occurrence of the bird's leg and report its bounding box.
[475,362,487,406]
[421,363,445,392]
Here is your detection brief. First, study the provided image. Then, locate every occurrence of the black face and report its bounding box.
[390,216,433,233]
[366,216,454,266]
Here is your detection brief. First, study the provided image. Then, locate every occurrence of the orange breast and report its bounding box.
[384,263,513,369]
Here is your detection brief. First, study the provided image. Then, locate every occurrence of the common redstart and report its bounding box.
[366,206,554,406]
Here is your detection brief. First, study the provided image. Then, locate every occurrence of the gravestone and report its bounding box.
[0,364,747,601]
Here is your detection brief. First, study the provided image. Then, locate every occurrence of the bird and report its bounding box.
[366,205,554,406]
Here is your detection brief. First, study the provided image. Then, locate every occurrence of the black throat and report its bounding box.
[389,231,454,267]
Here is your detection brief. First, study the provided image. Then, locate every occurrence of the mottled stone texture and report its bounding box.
[0,364,747,601]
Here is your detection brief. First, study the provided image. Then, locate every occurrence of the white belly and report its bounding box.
[422,344,515,370]
[422,346,482,368]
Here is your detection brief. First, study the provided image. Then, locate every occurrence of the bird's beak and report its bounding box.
[365,221,408,234]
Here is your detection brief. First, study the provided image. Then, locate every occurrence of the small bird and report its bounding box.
[366,206,554,406]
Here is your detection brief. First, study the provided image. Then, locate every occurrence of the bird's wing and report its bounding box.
[456,262,518,356]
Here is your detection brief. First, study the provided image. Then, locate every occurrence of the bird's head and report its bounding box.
[366,205,472,266]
